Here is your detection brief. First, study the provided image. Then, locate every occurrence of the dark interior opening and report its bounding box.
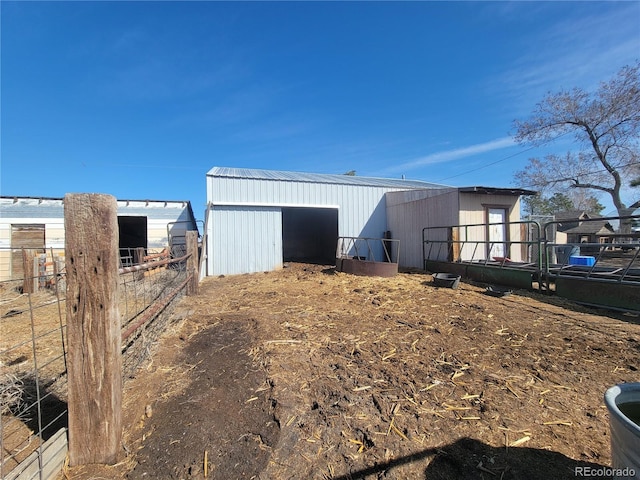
[282,207,338,265]
[118,216,147,262]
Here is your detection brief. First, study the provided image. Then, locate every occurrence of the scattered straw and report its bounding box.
[353,386,372,392]
[509,435,531,447]
[543,420,573,426]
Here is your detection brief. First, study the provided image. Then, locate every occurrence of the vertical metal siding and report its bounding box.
[386,189,459,268]
[209,206,282,276]
[206,175,405,275]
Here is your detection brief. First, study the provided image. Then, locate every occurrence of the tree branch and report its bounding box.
[569,180,614,195]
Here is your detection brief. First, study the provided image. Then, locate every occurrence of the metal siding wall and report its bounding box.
[209,206,282,275]
[386,189,459,269]
[148,221,169,248]
[0,200,196,280]
[206,175,403,275]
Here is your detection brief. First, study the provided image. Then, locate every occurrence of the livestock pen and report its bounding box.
[423,214,640,312]
[0,194,200,480]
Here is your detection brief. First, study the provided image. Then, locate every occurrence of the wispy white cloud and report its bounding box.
[380,137,516,174]
[493,3,640,111]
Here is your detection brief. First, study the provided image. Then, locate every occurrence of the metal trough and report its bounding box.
[432,273,460,289]
[335,235,400,278]
[336,257,398,277]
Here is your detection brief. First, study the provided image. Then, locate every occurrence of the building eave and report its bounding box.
[458,186,537,196]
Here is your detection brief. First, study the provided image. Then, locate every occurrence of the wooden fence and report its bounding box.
[1,193,200,479]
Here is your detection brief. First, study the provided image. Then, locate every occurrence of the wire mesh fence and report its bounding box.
[119,245,190,378]
[1,247,68,479]
[0,243,193,479]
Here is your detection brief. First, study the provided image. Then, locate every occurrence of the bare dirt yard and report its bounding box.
[65,263,640,480]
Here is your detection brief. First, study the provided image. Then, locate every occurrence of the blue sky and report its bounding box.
[1,1,639,221]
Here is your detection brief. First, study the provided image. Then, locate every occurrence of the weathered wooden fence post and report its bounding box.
[21,249,34,293]
[65,194,122,466]
[186,230,199,295]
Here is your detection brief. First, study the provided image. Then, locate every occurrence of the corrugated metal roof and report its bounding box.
[0,196,192,205]
[207,166,448,189]
[0,196,196,223]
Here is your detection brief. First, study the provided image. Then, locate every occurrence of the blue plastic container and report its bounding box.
[569,255,596,266]
[556,245,580,264]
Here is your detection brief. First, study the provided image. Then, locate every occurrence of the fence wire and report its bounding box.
[0,244,192,479]
[0,248,67,480]
[119,245,190,378]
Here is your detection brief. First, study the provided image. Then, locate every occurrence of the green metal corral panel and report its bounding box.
[466,265,533,289]
[555,277,640,312]
[424,260,468,277]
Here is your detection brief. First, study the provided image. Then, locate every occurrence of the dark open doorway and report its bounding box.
[282,207,338,265]
[118,216,147,263]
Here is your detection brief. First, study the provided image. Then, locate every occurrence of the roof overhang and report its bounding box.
[0,195,193,206]
[458,186,537,196]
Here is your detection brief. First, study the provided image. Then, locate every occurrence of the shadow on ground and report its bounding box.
[13,373,68,442]
[332,437,611,480]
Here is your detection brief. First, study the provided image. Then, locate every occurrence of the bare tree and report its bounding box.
[513,62,640,231]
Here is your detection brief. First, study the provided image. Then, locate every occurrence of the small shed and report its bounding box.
[0,196,198,281]
[386,186,536,268]
[205,167,446,276]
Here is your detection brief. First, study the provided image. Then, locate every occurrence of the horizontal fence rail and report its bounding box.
[118,245,193,378]
[541,215,640,283]
[422,220,542,267]
[336,236,400,264]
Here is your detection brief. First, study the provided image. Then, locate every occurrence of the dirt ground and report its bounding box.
[64,263,640,480]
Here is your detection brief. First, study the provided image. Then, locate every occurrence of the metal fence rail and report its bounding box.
[336,236,399,263]
[422,220,542,267]
[421,214,640,311]
[119,245,192,378]
[422,220,543,290]
[541,215,640,284]
[539,215,640,311]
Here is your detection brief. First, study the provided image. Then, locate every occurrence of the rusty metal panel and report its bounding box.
[337,258,398,277]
